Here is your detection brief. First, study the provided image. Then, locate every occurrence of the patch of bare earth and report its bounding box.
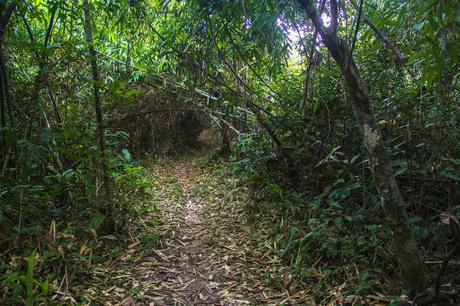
[141,161,222,305]
[119,158,249,306]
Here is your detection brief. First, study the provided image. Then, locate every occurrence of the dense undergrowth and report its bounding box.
[193,154,418,304]
[226,115,460,302]
[0,148,150,303]
[232,104,458,288]
[0,152,188,304]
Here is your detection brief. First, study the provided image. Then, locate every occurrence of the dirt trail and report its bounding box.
[119,159,224,305]
[76,156,307,305]
[152,160,221,305]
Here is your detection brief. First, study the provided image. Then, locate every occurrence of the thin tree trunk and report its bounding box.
[249,103,297,177]
[22,5,64,172]
[27,3,59,118]
[0,45,6,132]
[297,0,424,292]
[47,83,62,125]
[220,102,231,157]
[0,4,16,158]
[302,0,326,118]
[22,15,62,125]
[83,0,113,232]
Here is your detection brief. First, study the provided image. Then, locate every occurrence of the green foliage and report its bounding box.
[1,0,459,302]
[25,249,37,306]
[139,231,162,248]
[1,250,51,305]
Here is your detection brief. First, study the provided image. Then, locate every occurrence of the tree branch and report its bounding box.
[297,0,328,37]
[349,0,406,64]
[346,0,364,69]
[0,4,16,37]
[44,2,59,50]
[330,0,339,35]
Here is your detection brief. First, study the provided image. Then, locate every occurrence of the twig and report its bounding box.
[346,0,364,69]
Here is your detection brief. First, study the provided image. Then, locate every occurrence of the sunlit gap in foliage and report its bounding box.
[275,13,330,65]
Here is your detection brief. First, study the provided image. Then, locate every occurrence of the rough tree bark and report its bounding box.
[297,0,425,292]
[83,0,114,232]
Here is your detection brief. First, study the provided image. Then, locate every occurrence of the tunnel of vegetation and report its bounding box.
[0,0,459,304]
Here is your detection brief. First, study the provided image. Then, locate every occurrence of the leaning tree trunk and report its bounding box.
[297,0,424,292]
[83,0,114,232]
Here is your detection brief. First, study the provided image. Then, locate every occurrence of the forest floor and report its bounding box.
[73,152,311,305]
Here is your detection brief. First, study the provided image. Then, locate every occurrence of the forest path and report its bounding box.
[140,158,223,305]
[76,153,309,305]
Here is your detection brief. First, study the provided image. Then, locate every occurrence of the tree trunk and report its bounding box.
[297,0,424,292]
[0,4,16,158]
[0,43,6,136]
[220,102,231,157]
[83,0,114,232]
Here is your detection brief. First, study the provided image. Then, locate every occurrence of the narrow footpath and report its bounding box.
[76,155,310,305]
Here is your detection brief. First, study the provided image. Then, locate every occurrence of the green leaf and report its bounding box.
[123,89,141,98]
[122,149,132,162]
[26,249,37,306]
[62,169,76,178]
[88,213,105,231]
[41,278,49,295]
[439,170,460,181]
[266,183,283,199]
